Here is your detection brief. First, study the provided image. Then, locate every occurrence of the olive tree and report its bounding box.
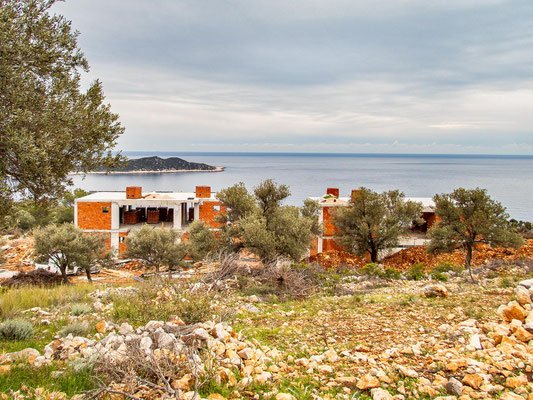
[216,180,318,262]
[0,0,124,210]
[33,223,109,282]
[125,226,186,273]
[427,188,524,281]
[186,221,216,261]
[333,187,423,262]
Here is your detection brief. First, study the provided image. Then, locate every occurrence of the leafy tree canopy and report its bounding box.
[33,223,109,282]
[427,187,523,280]
[216,180,319,262]
[125,226,186,273]
[333,187,423,262]
[0,0,124,209]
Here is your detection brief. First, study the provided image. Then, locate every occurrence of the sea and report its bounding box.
[70,152,533,221]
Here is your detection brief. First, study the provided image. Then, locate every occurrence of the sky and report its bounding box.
[53,0,533,155]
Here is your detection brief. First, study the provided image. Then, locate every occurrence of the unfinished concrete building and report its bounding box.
[75,186,225,256]
[308,188,437,257]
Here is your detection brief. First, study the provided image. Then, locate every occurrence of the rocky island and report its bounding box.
[87,156,223,174]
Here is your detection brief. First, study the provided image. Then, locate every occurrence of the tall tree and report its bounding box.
[0,0,124,209]
[427,188,524,281]
[333,187,422,262]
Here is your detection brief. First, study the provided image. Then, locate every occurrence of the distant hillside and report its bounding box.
[95,156,220,173]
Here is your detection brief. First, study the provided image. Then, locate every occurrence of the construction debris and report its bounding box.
[308,249,365,269]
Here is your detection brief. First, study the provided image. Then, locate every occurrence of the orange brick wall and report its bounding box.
[309,237,319,257]
[322,238,343,252]
[119,232,128,256]
[323,207,338,237]
[199,201,227,228]
[196,186,211,198]
[77,202,112,230]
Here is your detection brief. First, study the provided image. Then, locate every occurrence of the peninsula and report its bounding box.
[86,156,223,174]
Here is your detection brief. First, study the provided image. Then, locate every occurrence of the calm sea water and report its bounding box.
[71,152,533,221]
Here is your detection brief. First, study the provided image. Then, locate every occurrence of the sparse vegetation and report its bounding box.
[0,319,34,341]
[70,303,93,316]
[60,322,89,337]
[405,262,426,281]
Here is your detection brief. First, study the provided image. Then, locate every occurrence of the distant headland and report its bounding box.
[78,156,224,174]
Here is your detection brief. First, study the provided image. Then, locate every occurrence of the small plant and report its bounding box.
[361,263,384,277]
[61,322,89,337]
[499,277,513,288]
[432,272,449,282]
[434,261,463,275]
[0,319,34,341]
[71,303,92,316]
[405,263,426,281]
[383,267,401,280]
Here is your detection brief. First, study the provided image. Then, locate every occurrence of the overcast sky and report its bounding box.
[53,0,533,154]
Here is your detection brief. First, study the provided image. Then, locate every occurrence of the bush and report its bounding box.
[112,277,224,325]
[405,263,426,281]
[61,322,88,337]
[434,261,463,275]
[432,272,449,282]
[71,303,92,316]
[0,319,34,340]
[361,263,401,280]
[186,221,216,261]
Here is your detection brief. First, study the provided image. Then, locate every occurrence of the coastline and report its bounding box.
[71,166,225,175]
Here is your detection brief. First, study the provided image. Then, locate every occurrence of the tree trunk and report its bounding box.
[155,264,160,274]
[370,247,378,263]
[85,268,92,283]
[465,244,475,283]
[60,266,68,283]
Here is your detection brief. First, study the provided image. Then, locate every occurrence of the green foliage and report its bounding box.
[0,0,124,206]
[432,272,449,282]
[361,263,401,280]
[125,226,186,273]
[333,187,423,262]
[61,322,88,337]
[2,189,91,231]
[216,182,256,224]
[186,220,216,261]
[0,363,96,396]
[434,261,463,274]
[0,319,34,341]
[216,180,318,262]
[405,263,426,281]
[0,284,94,319]
[70,303,92,316]
[33,223,109,281]
[499,277,513,288]
[112,278,222,325]
[427,188,524,279]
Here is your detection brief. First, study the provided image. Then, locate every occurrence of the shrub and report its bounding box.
[432,272,449,282]
[361,264,401,280]
[0,319,34,340]
[186,221,216,262]
[71,303,92,316]
[405,263,426,281]
[499,277,513,288]
[112,277,224,325]
[434,261,463,275]
[61,322,88,337]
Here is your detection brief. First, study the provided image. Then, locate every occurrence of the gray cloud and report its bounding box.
[53,0,533,153]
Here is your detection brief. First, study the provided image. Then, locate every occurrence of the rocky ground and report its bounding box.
[1,263,533,399]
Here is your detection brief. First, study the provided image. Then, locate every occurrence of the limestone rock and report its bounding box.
[516,286,532,305]
[506,374,528,389]
[498,301,528,322]
[423,284,449,297]
[95,320,107,333]
[462,374,483,389]
[357,374,381,390]
[371,388,393,400]
[275,394,296,400]
[446,377,463,396]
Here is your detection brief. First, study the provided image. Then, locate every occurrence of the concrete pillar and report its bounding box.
[111,203,120,230]
[74,201,78,227]
[317,207,324,253]
[110,232,119,254]
[194,202,200,220]
[173,204,182,230]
